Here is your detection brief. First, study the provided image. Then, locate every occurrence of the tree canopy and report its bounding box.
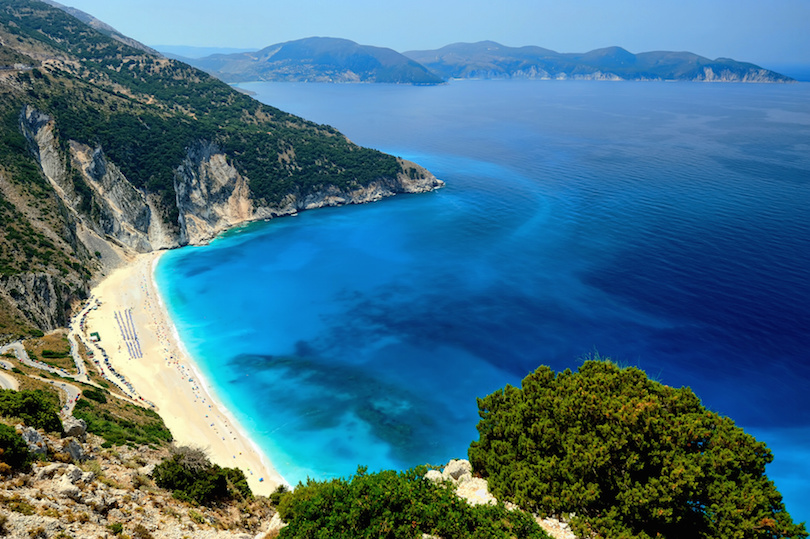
[0,389,62,433]
[276,465,549,539]
[468,359,807,539]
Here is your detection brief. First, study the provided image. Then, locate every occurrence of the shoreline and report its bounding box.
[83,251,285,496]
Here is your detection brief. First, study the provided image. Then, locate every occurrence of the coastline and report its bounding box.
[83,251,285,496]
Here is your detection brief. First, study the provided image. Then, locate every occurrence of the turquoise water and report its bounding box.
[155,80,810,521]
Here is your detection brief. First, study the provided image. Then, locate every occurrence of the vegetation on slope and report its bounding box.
[153,445,251,506]
[1,0,403,206]
[0,389,62,433]
[0,423,33,473]
[469,359,807,539]
[0,0,417,332]
[72,392,172,448]
[276,465,549,539]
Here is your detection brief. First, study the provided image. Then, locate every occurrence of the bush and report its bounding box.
[72,399,171,447]
[80,388,107,404]
[469,359,808,539]
[277,466,548,539]
[0,424,34,473]
[153,446,252,506]
[0,389,62,433]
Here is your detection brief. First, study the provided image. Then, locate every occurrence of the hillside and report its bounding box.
[0,0,442,337]
[186,37,445,84]
[405,41,795,82]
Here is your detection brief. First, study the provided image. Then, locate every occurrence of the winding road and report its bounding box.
[0,296,150,415]
[0,357,19,390]
[0,342,81,415]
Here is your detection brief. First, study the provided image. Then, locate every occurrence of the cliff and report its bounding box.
[0,0,442,335]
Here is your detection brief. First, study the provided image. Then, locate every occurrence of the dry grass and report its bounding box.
[24,331,74,372]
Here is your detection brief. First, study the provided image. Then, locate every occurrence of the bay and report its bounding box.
[156,80,810,521]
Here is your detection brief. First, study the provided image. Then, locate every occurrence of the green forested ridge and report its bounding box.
[469,359,807,539]
[0,0,413,333]
[1,0,401,205]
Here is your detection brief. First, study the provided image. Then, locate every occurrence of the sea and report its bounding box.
[154,80,810,522]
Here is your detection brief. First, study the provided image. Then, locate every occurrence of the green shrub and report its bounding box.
[469,359,808,539]
[0,424,34,473]
[73,399,171,447]
[81,388,107,404]
[188,509,205,525]
[0,389,62,433]
[153,446,252,506]
[277,466,548,539]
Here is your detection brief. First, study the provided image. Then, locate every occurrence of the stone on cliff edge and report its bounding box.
[57,473,81,500]
[62,416,87,441]
[442,459,472,481]
[19,426,48,455]
[35,462,67,481]
[60,439,86,461]
[425,469,443,483]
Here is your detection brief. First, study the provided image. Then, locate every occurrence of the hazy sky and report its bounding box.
[60,0,809,67]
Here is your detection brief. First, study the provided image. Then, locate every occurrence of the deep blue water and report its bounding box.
[155,80,810,522]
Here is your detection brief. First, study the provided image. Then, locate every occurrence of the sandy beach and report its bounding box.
[83,251,285,496]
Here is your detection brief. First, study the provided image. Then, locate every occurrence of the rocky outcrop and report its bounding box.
[19,426,48,455]
[0,433,279,538]
[175,145,443,245]
[0,273,70,330]
[425,460,579,539]
[74,143,156,253]
[174,141,256,245]
[61,416,87,441]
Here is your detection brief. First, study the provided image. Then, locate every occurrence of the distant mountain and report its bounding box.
[186,37,444,84]
[405,41,794,82]
[154,45,259,60]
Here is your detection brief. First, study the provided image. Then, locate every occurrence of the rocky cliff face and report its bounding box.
[18,106,445,254]
[695,66,781,82]
[20,106,160,254]
[174,141,256,246]
[22,108,443,249]
[0,272,71,329]
[174,146,443,245]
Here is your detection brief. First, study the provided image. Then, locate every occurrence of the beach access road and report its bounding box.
[31,376,82,416]
[1,342,83,414]
[66,297,99,384]
[1,342,75,379]
[0,357,18,390]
